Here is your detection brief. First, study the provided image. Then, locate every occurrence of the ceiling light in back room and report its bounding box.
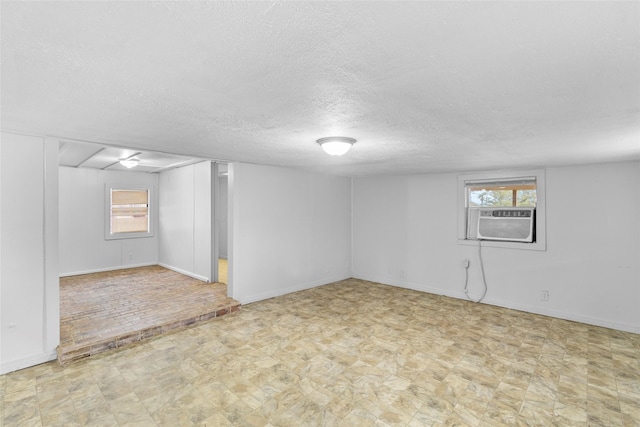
[119,158,139,168]
[316,136,356,156]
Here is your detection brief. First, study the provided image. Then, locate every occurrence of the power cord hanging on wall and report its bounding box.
[464,239,488,303]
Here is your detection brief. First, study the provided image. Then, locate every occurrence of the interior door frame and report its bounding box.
[211,161,220,283]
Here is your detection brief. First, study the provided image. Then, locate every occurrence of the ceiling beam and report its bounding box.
[76,147,106,168]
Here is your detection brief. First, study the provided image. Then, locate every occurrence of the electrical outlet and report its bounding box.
[463,259,470,268]
[540,290,549,301]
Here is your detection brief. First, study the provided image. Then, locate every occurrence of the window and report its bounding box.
[458,169,546,251]
[106,188,153,239]
[467,178,536,208]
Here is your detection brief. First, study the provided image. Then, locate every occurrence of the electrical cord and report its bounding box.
[464,239,488,303]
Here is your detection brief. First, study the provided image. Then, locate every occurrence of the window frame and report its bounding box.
[457,168,546,251]
[104,185,154,240]
[467,178,537,208]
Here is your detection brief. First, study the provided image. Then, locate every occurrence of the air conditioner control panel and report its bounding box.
[479,208,532,218]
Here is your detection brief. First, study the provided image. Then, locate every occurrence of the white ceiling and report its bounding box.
[2,1,639,176]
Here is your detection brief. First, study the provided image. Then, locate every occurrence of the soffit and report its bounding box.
[58,140,202,173]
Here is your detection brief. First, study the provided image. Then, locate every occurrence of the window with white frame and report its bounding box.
[458,170,546,250]
[467,178,536,208]
[106,188,152,239]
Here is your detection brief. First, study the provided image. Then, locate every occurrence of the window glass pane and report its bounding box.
[516,189,536,207]
[111,190,148,205]
[467,180,536,207]
[111,214,148,233]
[469,189,513,207]
[110,189,149,234]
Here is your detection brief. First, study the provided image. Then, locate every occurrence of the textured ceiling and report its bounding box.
[1,1,639,176]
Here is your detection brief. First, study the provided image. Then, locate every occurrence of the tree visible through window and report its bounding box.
[110,189,149,234]
[467,179,536,207]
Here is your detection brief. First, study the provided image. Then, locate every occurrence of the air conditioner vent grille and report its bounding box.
[468,207,535,243]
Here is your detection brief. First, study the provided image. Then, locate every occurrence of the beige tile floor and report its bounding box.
[2,278,639,426]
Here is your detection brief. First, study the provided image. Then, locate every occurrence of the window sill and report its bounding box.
[105,232,154,241]
[457,238,546,251]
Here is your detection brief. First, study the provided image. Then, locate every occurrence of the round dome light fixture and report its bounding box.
[119,158,139,168]
[316,136,356,156]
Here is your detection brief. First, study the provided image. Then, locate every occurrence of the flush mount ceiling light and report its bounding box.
[119,158,139,168]
[316,136,356,156]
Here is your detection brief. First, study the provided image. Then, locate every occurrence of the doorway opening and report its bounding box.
[217,164,229,284]
[58,142,238,363]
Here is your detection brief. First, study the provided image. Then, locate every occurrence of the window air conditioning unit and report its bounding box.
[467,207,535,243]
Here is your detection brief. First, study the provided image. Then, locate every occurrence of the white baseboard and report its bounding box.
[351,273,640,334]
[1,351,57,375]
[157,263,209,282]
[482,297,640,334]
[60,262,210,283]
[238,273,352,305]
[60,262,157,277]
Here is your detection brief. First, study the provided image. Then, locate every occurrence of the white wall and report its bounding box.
[59,167,158,276]
[218,175,228,259]
[229,162,352,304]
[158,162,212,281]
[1,132,59,374]
[352,161,640,333]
